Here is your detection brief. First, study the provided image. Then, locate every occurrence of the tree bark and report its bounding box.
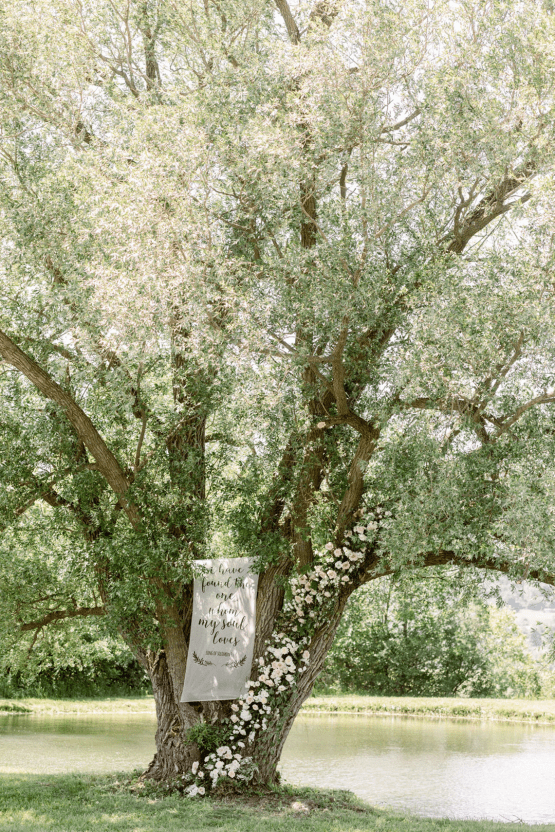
[142,650,201,781]
[250,606,345,783]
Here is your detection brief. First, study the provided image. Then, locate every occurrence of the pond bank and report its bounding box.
[1,774,554,832]
[303,694,555,724]
[3,694,555,724]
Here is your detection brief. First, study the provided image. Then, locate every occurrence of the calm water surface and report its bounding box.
[280,714,555,824]
[1,711,554,823]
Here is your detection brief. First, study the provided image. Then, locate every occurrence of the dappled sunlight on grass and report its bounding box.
[1,774,555,832]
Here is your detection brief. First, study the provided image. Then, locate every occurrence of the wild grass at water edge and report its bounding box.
[303,694,555,724]
[3,694,555,724]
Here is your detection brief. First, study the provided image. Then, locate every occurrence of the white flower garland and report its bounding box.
[183,523,375,796]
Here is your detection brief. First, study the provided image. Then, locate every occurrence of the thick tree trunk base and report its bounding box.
[142,650,200,782]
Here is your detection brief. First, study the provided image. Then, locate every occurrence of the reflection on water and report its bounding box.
[280,714,555,823]
[0,713,156,775]
[1,710,555,822]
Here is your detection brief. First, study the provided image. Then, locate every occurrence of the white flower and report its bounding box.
[192,761,199,774]
[237,741,245,748]
[286,674,294,682]
[215,760,224,770]
[324,591,331,597]
[327,570,337,579]
[341,575,350,582]
[198,786,205,795]
[335,561,343,569]
[240,711,251,721]
[324,542,334,551]
[230,715,239,723]
[317,421,326,429]
[187,785,199,797]
[278,684,286,691]
[302,650,310,660]
[216,746,231,757]
[354,525,365,534]
[231,703,239,711]
[228,770,236,778]
[334,548,342,557]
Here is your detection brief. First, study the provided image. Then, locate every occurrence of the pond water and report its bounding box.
[1,710,554,823]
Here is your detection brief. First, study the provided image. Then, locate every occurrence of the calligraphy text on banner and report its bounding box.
[180,557,258,702]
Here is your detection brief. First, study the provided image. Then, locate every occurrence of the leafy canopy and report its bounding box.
[0,0,555,658]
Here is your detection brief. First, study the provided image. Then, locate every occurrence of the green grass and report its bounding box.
[0,696,155,715]
[303,695,555,724]
[1,774,554,832]
[0,701,31,713]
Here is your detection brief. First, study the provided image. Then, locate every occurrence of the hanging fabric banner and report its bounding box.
[180,557,259,702]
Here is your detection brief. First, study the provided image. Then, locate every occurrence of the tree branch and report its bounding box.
[274,0,300,43]
[20,605,106,632]
[13,465,100,519]
[357,547,555,589]
[494,392,555,438]
[380,108,421,133]
[0,328,139,527]
[336,427,380,538]
[446,160,536,254]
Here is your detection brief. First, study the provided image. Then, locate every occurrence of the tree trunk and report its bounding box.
[250,611,343,784]
[138,572,348,787]
[142,650,201,781]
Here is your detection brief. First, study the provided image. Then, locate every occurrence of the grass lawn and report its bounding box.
[1,774,555,832]
[0,696,156,715]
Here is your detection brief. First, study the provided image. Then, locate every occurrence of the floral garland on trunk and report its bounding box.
[182,522,377,796]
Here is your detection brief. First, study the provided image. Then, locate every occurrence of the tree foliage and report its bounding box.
[1,0,555,786]
[320,570,548,698]
[0,618,148,699]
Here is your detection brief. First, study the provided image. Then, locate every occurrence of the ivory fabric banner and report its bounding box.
[180,557,259,702]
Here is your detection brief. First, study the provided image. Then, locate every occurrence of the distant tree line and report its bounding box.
[317,569,555,698]
[0,620,149,699]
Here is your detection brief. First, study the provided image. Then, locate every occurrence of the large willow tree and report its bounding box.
[1,0,555,787]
